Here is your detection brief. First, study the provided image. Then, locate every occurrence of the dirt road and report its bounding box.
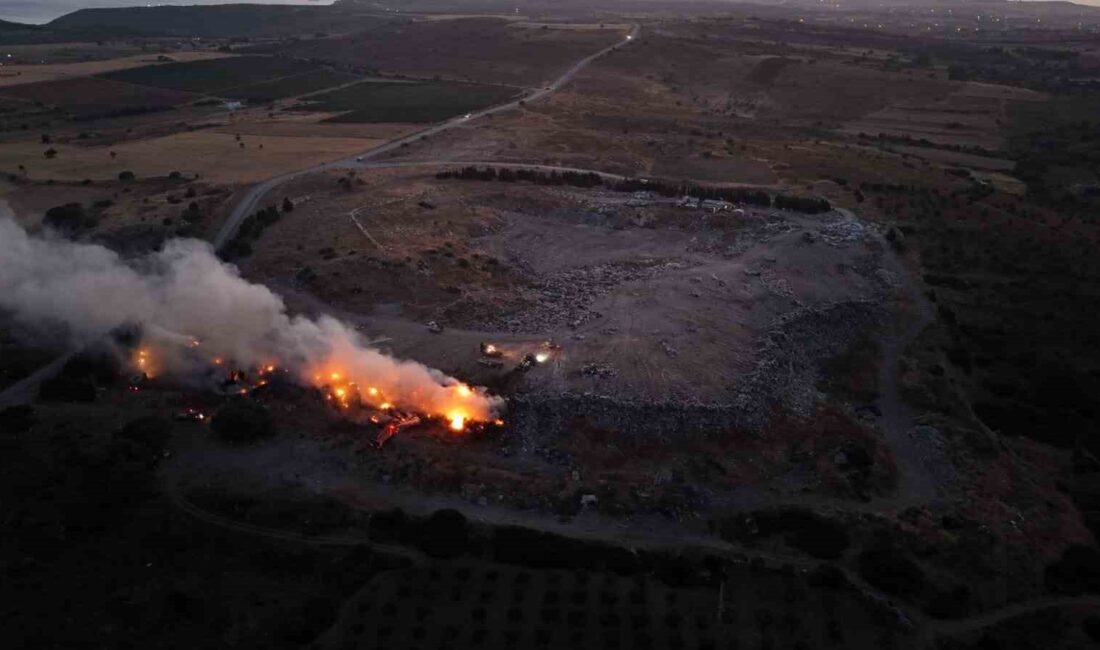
[212,24,640,250]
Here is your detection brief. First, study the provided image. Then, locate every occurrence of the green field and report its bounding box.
[99,56,338,97]
[303,80,518,123]
[223,69,360,103]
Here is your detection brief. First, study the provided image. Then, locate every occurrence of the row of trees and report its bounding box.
[436,166,603,188]
[436,166,829,213]
[221,198,293,260]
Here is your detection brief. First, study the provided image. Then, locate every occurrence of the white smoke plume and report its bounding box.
[0,218,502,422]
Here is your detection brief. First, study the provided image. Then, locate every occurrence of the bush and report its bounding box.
[857,544,926,598]
[0,405,35,433]
[60,349,122,386]
[115,416,171,456]
[210,400,275,443]
[118,170,136,181]
[44,202,92,231]
[38,375,97,402]
[774,194,832,213]
[718,508,850,559]
[418,509,469,558]
[1045,545,1100,595]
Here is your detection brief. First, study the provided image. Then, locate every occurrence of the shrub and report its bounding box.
[115,417,171,456]
[118,170,136,181]
[417,509,469,558]
[0,405,35,433]
[44,202,91,231]
[1046,545,1100,595]
[39,375,97,402]
[857,544,926,598]
[774,194,831,213]
[210,399,275,443]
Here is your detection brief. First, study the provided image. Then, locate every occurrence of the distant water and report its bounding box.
[0,1,336,25]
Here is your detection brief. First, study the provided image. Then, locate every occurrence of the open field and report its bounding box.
[100,55,334,96]
[0,130,388,183]
[0,76,200,120]
[218,68,360,103]
[0,51,235,88]
[302,80,520,123]
[839,83,1048,151]
[245,17,625,86]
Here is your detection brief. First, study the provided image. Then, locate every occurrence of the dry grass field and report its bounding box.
[839,82,1047,150]
[208,118,414,140]
[0,76,201,120]
[0,51,235,88]
[247,17,624,87]
[0,130,391,183]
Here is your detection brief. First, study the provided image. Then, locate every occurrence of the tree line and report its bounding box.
[436,166,830,213]
[221,198,294,260]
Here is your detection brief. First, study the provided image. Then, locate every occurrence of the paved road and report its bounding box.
[212,24,640,250]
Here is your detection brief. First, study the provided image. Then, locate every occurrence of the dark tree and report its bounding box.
[43,202,89,231]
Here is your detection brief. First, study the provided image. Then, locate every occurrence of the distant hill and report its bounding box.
[47,4,386,39]
[0,18,40,32]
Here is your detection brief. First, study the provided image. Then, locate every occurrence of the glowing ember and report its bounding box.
[127,325,503,438]
[535,352,550,364]
[448,413,466,432]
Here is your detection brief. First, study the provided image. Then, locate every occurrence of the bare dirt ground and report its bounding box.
[228,167,907,505]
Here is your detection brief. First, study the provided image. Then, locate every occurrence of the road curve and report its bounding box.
[213,24,640,250]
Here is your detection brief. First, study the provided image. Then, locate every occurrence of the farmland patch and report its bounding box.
[100,56,331,96]
[302,81,518,124]
[0,76,199,120]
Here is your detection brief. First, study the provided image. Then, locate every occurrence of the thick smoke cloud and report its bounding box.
[0,218,501,420]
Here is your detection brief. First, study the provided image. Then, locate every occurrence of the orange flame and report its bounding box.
[448,413,466,432]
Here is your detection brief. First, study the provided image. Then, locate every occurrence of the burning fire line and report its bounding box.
[128,339,503,443]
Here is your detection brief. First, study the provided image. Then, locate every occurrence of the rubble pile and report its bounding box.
[509,301,883,439]
[508,392,746,441]
[485,258,689,333]
[733,300,883,430]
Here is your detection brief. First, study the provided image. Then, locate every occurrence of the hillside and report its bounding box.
[47,4,386,39]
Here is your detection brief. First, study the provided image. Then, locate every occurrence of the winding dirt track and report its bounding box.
[212,24,640,250]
